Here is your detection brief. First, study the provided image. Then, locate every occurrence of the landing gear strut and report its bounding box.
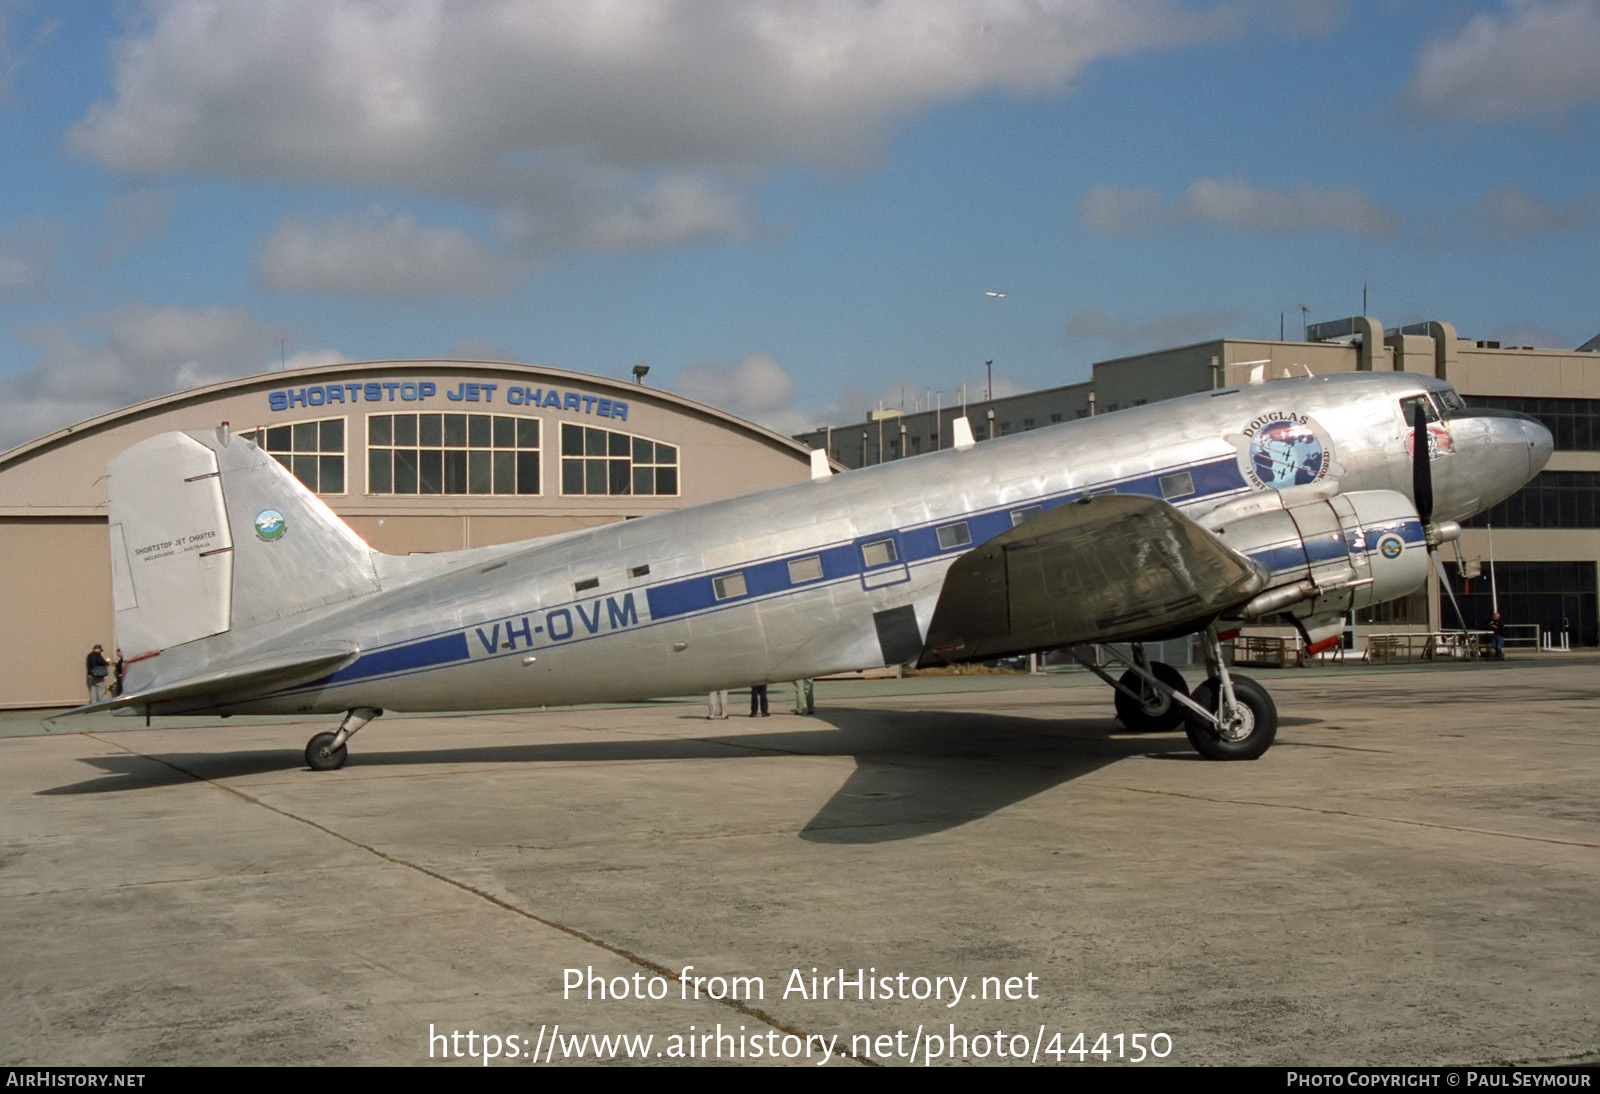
[1182,626,1277,761]
[1111,647,1189,733]
[1079,629,1278,760]
[305,707,381,771]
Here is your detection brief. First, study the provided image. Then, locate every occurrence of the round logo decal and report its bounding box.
[254,509,287,541]
[1229,412,1339,491]
[1377,533,1404,560]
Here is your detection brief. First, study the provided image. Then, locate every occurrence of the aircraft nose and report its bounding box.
[1523,415,1554,475]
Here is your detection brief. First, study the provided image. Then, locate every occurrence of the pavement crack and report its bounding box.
[86,733,874,1066]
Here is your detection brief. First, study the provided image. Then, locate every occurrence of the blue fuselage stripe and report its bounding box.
[296,453,1257,693]
[321,632,472,685]
[646,455,1247,621]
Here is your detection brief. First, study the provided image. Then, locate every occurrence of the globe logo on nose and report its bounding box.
[1249,420,1325,488]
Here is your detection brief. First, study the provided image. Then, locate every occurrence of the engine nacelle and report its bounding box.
[1205,489,1429,622]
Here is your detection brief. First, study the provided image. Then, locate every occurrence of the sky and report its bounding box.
[0,0,1597,450]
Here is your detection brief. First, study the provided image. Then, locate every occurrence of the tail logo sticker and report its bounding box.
[254,509,287,541]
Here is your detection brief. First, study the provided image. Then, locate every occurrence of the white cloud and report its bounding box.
[255,209,522,298]
[0,218,53,301]
[1464,184,1600,238]
[674,352,799,429]
[69,0,1232,260]
[1083,177,1397,238]
[1408,0,1600,123]
[441,337,519,362]
[0,7,57,103]
[0,304,346,450]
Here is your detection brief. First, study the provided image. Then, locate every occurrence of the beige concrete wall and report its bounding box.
[0,520,111,707]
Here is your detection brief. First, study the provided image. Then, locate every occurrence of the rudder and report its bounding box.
[107,427,381,658]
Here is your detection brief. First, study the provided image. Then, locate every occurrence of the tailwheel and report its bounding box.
[303,707,380,772]
[1183,674,1277,761]
[305,731,348,771]
[1113,662,1188,732]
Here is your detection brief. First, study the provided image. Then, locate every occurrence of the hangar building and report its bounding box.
[798,317,1600,651]
[0,360,819,708]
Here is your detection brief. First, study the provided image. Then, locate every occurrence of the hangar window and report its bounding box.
[936,522,972,550]
[367,413,540,496]
[559,424,679,497]
[242,417,346,495]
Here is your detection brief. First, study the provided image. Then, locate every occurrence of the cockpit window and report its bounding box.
[1436,387,1467,413]
[1400,394,1439,426]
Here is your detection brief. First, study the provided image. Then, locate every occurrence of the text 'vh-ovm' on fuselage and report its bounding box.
[87,370,1551,767]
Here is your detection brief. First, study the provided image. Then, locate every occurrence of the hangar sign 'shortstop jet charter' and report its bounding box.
[79,372,1551,768]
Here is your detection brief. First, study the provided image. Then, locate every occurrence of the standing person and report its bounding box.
[792,678,815,715]
[706,690,728,719]
[85,645,109,702]
[749,683,768,717]
[1490,612,1506,660]
[111,649,125,697]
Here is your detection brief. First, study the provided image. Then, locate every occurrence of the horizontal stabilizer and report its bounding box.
[64,643,360,716]
[920,495,1267,663]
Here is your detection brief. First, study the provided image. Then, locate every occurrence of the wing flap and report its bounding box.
[920,495,1266,663]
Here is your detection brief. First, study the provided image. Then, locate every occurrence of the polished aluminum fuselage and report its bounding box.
[154,372,1549,715]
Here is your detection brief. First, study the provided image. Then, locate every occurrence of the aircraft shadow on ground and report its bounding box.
[41,707,1203,842]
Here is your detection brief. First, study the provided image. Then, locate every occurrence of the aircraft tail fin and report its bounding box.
[107,428,381,660]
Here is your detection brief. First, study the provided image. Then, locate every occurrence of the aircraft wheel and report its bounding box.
[1184,674,1277,760]
[305,731,348,771]
[1113,662,1188,732]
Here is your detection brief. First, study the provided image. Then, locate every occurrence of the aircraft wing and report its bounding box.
[919,494,1267,664]
[63,643,361,717]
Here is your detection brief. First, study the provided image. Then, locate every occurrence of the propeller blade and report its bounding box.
[1412,404,1434,527]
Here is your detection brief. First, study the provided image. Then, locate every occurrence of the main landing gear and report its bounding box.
[1076,626,1278,761]
[305,707,381,771]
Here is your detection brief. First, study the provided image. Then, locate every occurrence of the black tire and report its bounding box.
[1113,662,1189,732]
[1183,674,1277,760]
[305,731,348,771]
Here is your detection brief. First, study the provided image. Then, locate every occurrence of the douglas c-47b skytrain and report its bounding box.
[79,371,1550,768]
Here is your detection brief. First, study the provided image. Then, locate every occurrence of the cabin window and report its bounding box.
[367,413,539,495]
[243,417,346,495]
[861,539,898,567]
[560,424,679,497]
[574,577,599,593]
[627,564,650,578]
[1010,505,1043,526]
[936,522,972,550]
[1159,471,1195,499]
[713,572,748,600]
[787,556,823,583]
